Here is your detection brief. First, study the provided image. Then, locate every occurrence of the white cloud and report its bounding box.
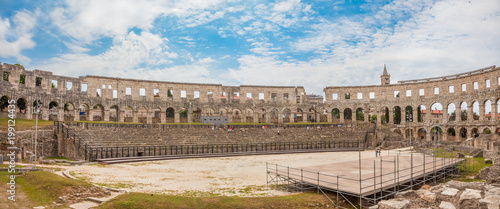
[0,10,37,63]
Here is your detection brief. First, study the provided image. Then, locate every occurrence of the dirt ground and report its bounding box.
[69,150,380,196]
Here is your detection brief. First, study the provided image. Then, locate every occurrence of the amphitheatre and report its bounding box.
[1,62,500,208]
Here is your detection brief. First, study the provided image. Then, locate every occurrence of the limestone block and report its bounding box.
[378,199,410,209]
[439,201,456,209]
[441,187,459,196]
[475,166,490,180]
[416,189,436,202]
[459,189,482,202]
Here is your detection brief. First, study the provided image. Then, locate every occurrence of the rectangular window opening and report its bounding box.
[180,90,186,98]
[462,84,466,92]
[113,90,118,98]
[259,93,264,100]
[220,91,226,98]
[485,79,490,88]
[233,92,239,99]
[394,91,399,98]
[406,90,411,97]
[246,93,252,99]
[140,88,146,96]
[345,93,350,99]
[332,93,338,100]
[52,80,57,88]
[283,93,289,100]
[449,85,454,93]
[369,92,375,99]
[36,77,42,87]
[125,87,131,95]
[419,89,424,96]
[19,75,25,84]
[434,87,439,95]
[473,81,478,90]
[3,72,9,81]
[207,91,213,99]
[154,89,160,97]
[81,83,88,92]
[357,92,362,99]
[67,82,72,90]
[96,89,101,97]
[194,91,200,98]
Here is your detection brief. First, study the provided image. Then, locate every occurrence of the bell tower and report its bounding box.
[381,64,390,85]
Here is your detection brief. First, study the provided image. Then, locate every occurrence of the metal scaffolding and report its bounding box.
[266,149,472,209]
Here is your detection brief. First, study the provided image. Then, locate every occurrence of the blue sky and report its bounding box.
[1,0,500,97]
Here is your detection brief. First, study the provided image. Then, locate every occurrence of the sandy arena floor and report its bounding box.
[70,150,382,196]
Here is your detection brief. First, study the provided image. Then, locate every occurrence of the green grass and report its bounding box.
[16,171,94,206]
[225,123,274,125]
[0,164,24,168]
[98,192,336,209]
[0,118,54,131]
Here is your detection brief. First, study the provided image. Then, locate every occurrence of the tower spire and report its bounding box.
[381,64,390,85]
[383,64,388,75]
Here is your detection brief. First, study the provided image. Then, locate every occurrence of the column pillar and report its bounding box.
[227,112,233,123]
[278,112,283,124]
[57,108,64,121]
[467,105,473,121]
[455,127,460,141]
[339,111,344,123]
[174,112,180,123]
[103,109,110,122]
[132,110,138,123]
[73,109,79,121]
[160,111,166,123]
[253,112,258,124]
[389,109,394,127]
[26,106,33,120]
[241,112,247,123]
[479,103,485,121]
[492,101,498,121]
[187,110,193,123]
[88,109,93,121]
[456,106,462,122]
[376,112,381,126]
[119,110,125,122]
[442,105,448,124]
[327,110,332,123]
[289,113,294,123]
[412,108,418,123]
[146,110,153,124]
[363,112,369,123]
[302,112,308,122]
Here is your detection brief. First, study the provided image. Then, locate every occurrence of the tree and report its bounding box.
[0,96,8,111]
[167,90,173,97]
[461,110,467,121]
[19,75,25,84]
[449,112,456,121]
[369,115,377,123]
[14,63,25,70]
[356,110,364,121]
[17,99,26,113]
[180,109,188,118]
[331,109,340,118]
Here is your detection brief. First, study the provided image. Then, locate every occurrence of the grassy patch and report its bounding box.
[0,118,54,131]
[98,192,335,209]
[17,171,94,206]
[0,164,24,168]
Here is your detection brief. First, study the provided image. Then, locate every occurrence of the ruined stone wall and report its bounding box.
[0,129,58,160]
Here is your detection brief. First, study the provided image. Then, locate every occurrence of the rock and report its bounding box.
[476,166,490,179]
[378,199,410,209]
[447,180,484,190]
[486,165,500,184]
[479,194,500,208]
[441,187,459,196]
[33,207,45,209]
[104,190,111,195]
[456,153,465,158]
[439,201,456,209]
[416,190,436,202]
[368,205,378,209]
[421,184,432,190]
[459,189,482,202]
[485,159,492,164]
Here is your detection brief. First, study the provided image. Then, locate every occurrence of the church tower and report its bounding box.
[381,64,390,85]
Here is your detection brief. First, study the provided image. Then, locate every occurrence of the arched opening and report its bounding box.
[430,127,443,144]
[16,98,27,118]
[180,108,188,123]
[109,105,118,122]
[459,128,467,139]
[192,108,201,123]
[471,128,479,138]
[295,108,303,122]
[92,104,104,121]
[78,104,89,121]
[497,99,500,120]
[393,129,402,135]
[232,108,242,123]
[331,108,340,123]
[484,100,492,120]
[152,107,161,124]
[307,108,316,122]
[447,128,456,138]
[270,109,279,124]
[124,106,133,122]
[417,128,426,140]
[219,108,228,116]
[166,107,175,123]
[447,103,456,121]
[246,108,254,123]
[381,107,389,124]
[393,106,401,124]
[282,108,291,123]
[0,96,9,112]
[356,108,364,122]
[64,102,75,121]
[206,108,215,116]
[430,103,443,123]
[460,102,468,121]
[496,127,500,136]
[405,106,413,122]
[483,128,491,134]
[258,108,266,123]
[137,107,147,123]
[344,108,352,123]
[417,105,425,122]
[472,101,479,120]
[49,101,59,121]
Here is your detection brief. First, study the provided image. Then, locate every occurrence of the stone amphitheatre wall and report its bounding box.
[1,61,499,142]
[73,125,372,148]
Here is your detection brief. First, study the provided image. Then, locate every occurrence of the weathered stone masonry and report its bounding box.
[1,62,499,142]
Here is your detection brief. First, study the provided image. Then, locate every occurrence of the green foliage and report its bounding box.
[369,115,377,123]
[14,63,25,70]
[393,106,401,124]
[461,110,467,121]
[51,83,55,88]
[0,96,8,111]
[180,109,188,118]
[449,112,456,121]
[167,89,173,97]
[19,74,26,84]
[49,101,58,109]
[356,109,364,121]
[331,108,340,118]
[485,129,491,134]
[3,71,9,81]
[344,108,352,120]
[36,77,42,86]
[17,98,26,112]
[344,93,350,99]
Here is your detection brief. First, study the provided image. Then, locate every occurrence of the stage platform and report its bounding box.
[267,152,465,201]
